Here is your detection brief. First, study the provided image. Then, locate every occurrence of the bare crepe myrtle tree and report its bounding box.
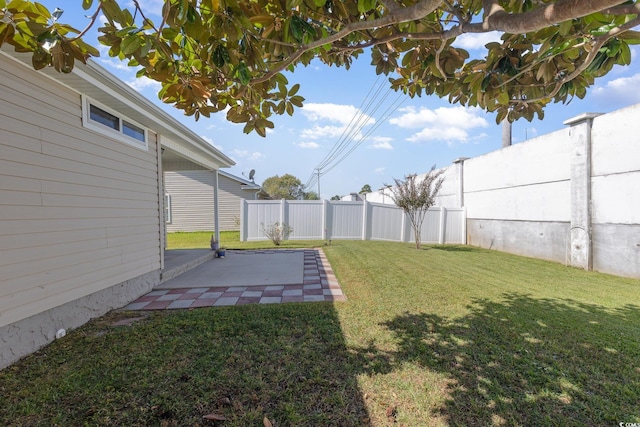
[390,166,445,249]
[261,221,293,246]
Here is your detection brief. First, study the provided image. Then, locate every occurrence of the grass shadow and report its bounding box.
[0,304,373,426]
[382,294,640,426]
[425,244,476,252]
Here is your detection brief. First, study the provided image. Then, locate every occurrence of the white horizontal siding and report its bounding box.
[164,171,257,232]
[0,57,161,328]
[218,174,258,231]
[165,170,215,232]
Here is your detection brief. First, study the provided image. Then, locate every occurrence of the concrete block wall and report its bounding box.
[589,104,640,277]
[461,127,573,263]
[441,103,640,279]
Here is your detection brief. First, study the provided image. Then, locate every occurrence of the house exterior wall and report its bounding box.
[0,56,162,368]
[165,170,257,232]
[218,173,256,230]
[165,170,216,232]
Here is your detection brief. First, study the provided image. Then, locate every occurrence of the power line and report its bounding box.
[320,91,406,176]
[305,76,407,193]
[304,78,387,190]
[314,75,388,171]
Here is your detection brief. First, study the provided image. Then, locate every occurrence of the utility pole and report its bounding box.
[501,119,512,147]
[316,168,321,198]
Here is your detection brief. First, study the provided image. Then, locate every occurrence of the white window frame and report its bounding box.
[81,95,148,150]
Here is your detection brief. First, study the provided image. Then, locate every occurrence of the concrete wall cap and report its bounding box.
[563,112,603,126]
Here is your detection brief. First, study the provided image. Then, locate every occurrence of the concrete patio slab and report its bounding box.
[157,250,304,289]
[123,249,346,310]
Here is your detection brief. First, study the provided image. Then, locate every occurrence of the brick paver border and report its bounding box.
[123,249,345,310]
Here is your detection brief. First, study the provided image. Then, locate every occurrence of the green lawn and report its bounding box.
[166,230,326,250]
[1,237,639,426]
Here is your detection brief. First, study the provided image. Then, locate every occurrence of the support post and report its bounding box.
[213,170,220,244]
[563,113,600,271]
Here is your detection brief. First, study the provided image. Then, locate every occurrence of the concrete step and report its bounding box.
[160,251,216,283]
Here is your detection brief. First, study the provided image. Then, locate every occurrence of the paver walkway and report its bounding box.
[123,249,345,310]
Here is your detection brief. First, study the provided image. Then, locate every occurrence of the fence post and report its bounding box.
[400,209,406,242]
[361,200,368,240]
[322,199,329,241]
[240,199,246,242]
[439,207,446,244]
[461,207,467,244]
[280,199,287,240]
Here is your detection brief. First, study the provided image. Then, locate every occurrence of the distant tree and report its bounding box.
[359,184,372,194]
[261,174,304,200]
[304,191,320,200]
[256,188,272,200]
[390,166,445,250]
[330,195,341,201]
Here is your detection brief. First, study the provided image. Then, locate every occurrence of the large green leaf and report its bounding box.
[357,0,376,13]
[120,35,142,55]
[235,62,251,85]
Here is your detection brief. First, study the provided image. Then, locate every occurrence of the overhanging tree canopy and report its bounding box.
[2,0,639,136]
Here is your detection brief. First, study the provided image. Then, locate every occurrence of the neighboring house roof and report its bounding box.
[1,48,234,171]
[218,170,261,191]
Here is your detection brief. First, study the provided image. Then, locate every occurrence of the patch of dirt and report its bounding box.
[109,313,151,327]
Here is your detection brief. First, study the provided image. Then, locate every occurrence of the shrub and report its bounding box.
[261,221,293,245]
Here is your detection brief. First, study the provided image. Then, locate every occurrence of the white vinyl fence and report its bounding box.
[240,199,466,244]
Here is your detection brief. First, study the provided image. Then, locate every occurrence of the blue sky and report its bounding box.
[38,0,640,199]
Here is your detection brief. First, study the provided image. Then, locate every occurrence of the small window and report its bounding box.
[89,104,119,130]
[123,120,145,142]
[82,96,148,150]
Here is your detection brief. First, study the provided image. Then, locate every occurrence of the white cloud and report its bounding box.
[370,141,393,150]
[592,73,640,106]
[454,32,503,50]
[368,136,393,150]
[232,149,264,161]
[127,76,162,93]
[301,103,374,126]
[200,135,224,152]
[297,141,320,149]
[375,167,386,174]
[390,106,489,143]
[97,55,131,71]
[300,125,351,140]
